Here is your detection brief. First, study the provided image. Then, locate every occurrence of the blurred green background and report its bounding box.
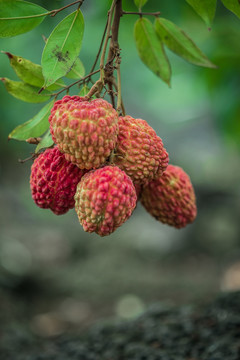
[0,0,240,338]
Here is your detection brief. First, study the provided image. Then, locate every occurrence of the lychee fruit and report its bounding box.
[74,166,137,236]
[49,95,119,169]
[30,147,85,215]
[113,115,169,184]
[140,165,197,228]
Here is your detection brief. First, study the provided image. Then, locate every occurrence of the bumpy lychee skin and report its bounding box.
[113,116,169,184]
[49,95,118,169]
[140,165,197,228]
[74,166,137,236]
[30,147,85,215]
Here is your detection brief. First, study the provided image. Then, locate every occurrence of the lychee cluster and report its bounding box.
[30,95,197,236]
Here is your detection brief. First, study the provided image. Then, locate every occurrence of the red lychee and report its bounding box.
[74,166,137,236]
[140,165,197,228]
[30,147,85,215]
[49,95,119,169]
[113,115,169,184]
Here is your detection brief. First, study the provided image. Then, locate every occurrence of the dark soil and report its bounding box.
[1,291,240,360]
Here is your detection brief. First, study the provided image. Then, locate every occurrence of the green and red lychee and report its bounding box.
[140,164,197,228]
[74,166,137,236]
[113,115,169,185]
[30,147,85,215]
[49,95,119,170]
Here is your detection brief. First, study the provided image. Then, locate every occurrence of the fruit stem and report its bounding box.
[112,78,125,116]
[85,79,103,99]
[108,82,116,108]
[116,57,122,114]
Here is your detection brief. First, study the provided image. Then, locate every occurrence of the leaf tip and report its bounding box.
[41,34,48,44]
[209,62,218,69]
[1,51,13,59]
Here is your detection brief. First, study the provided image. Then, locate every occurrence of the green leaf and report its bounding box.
[134,0,148,10]
[0,77,51,103]
[35,129,54,153]
[155,18,216,68]
[41,10,84,88]
[78,84,90,96]
[186,0,217,27]
[221,0,240,19]
[134,18,171,85]
[2,52,64,90]
[8,100,54,141]
[0,0,47,37]
[66,58,85,79]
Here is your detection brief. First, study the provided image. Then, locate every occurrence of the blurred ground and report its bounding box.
[1,175,240,338]
[1,290,240,359]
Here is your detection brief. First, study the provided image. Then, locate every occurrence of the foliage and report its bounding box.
[0,0,239,151]
[41,10,84,88]
[134,17,171,85]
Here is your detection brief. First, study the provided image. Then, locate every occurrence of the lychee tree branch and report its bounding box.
[100,0,117,82]
[86,0,124,112]
[106,0,122,65]
[105,0,124,113]
[84,0,117,100]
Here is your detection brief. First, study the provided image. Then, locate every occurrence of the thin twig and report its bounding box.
[116,58,122,113]
[122,10,161,17]
[100,0,117,81]
[112,78,125,115]
[85,79,103,99]
[108,82,116,109]
[106,0,126,114]
[18,153,39,163]
[51,69,100,97]
[85,0,117,99]
[0,0,84,20]
[106,0,122,65]
[51,0,84,17]
[89,17,109,76]
[121,99,126,116]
